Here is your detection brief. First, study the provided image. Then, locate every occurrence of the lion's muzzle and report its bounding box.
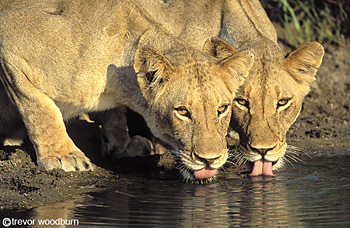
[179,149,228,181]
[191,153,224,179]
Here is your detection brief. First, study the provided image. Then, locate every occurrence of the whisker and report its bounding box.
[281,157,295,167]
[285,153,302,163]
[286,145,305,163]
[225,160,236,166]
[287,145,305,154]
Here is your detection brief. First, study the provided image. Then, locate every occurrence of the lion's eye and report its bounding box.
[235,98,249,108]
[277,98,291,107]
[175,106,191,119]
[217,105,229,116]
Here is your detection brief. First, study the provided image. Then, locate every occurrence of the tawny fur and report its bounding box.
[135,0,325,170]
[0,0,254,177]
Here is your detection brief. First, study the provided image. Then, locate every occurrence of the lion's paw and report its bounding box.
[114,135,153,158]
[38,151,94,171]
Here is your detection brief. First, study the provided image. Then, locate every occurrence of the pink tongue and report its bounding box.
[193,167,217,180]
[250,159,275,176]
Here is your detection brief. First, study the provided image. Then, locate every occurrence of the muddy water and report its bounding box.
[3,157,350,227]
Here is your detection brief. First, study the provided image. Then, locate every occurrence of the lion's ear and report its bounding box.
[134,46,174,100]
[204,37,253,91]
[284,42,324,84]
[218,50,254,92]
[203,37,238,59]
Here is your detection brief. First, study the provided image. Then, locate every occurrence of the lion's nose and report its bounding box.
[193,153,221,165]
[204,158,217,164]
[251,147,274,157]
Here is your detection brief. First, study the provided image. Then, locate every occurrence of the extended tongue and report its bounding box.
[193,167,217,180]
[250,159,275,176]
[250,159,263,176]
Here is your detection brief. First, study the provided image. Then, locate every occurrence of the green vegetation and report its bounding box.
[261,0,349,48]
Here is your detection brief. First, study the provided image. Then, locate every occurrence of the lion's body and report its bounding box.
[136,0,324,174]
[135,0,276,50]
[0,0,253,180]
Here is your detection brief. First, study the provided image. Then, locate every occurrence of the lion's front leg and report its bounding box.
[1,65,93,171]
[20,95,93,171]
[95,106,153,158]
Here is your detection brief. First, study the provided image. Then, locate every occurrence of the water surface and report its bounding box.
[3,158,350,227]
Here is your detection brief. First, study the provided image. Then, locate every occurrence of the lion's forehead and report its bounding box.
[170,68,232,98]
[160,62,234,114]
[163,82,230,116]
[173,86,228,105]
[175,60,225,82]
[238,70,298,101]
[242,57,307,97]
[188,89,224,106]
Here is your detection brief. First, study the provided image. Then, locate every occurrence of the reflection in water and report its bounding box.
[10,158,350,227]
[29,199,80,228]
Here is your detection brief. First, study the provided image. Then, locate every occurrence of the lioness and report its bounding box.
[136,0,325,175]
[0,0,254,180]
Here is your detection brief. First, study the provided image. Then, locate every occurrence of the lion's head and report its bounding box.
[134,38,254,182]
[230,41,324,176]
